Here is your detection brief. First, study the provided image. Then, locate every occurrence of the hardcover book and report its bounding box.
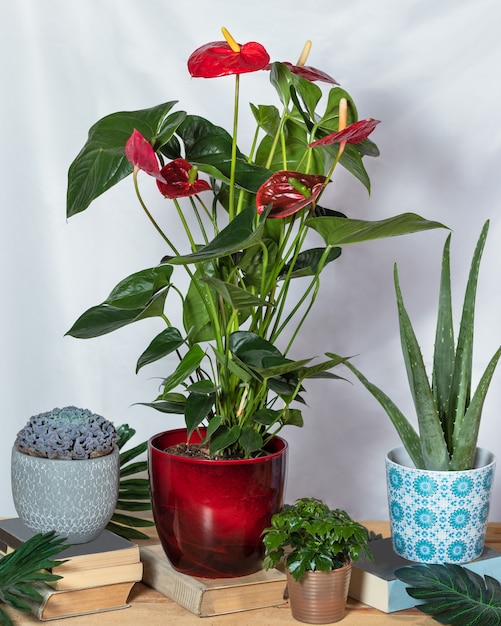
[27,581,135,620]
[140,543,288,617]
[349,536,501,612]
[0,518,140,573]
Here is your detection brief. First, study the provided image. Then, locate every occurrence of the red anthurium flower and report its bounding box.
[309,119,381,148]
[188,28,270,78]
[265,62,338,85]
[125,129,165,182]
[156,159,212,199]
[256,171,327,218]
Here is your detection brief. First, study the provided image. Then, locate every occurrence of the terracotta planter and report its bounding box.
[148,428,288,578]
[386,446,496,563]
[11,446,120,544]
[286,564,352,624]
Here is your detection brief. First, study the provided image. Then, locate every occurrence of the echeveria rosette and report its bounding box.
[157,158,212,199]
[256,171,328,218]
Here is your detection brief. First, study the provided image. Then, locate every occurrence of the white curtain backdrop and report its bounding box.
[2,0,501,521]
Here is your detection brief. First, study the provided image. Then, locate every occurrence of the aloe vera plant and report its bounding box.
[345,220,501,470]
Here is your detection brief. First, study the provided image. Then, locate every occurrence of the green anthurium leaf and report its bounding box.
[67,102,185,217]
[209,424,241,455]
[257,356,313,379]
[280,246,342,279]
[105,266,173,309]
[137,398,185,414]
[252,409,282,426]
[187,379,218,394]
[307,213,447,247]
[269,61,293,106]
[229,331,284,369]
[200,276,273,310]
[203,414,223,442]
[282,408,304,426]
[136,327,185,373]
[161,345,205,394]
[238,427,263,457]
[296,353,349,381]
[291,74,323,120]
[65,304,146,338]
[250,103,281,136]
[338,144,372,192]
[66,286,169,339]
[212,347,253,384]
[163,206,265,265]
[182,266,216,342]
[185,389,215,437]
[316,87,358,131]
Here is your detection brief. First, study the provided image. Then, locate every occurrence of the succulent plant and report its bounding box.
[14,406,118,460]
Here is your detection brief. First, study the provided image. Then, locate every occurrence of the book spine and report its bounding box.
[140,549,203,615]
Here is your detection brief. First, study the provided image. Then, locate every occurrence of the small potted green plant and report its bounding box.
[11,406,120,543]
[342,220,501,563]
[262,497,370,624]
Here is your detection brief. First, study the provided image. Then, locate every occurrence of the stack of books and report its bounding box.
[0,518,143,621]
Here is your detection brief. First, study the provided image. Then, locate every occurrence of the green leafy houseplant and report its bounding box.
[395,563,501,625]
[262,497,371,581]
[65,28,444,458]
[344,219,501,471]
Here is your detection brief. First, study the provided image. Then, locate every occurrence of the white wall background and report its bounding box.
[2,0,501,522]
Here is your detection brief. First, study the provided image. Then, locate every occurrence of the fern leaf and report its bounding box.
[0,532,69,619]
[395,563,501,625]
[107,423,154,540]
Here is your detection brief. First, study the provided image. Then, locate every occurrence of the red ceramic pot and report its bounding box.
[148,428,288,578]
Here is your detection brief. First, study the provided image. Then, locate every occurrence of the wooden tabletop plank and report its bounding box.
[4,521,499,625]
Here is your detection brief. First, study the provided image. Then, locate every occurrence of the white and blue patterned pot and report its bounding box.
[11,446,120,544]
[386,446,496,564]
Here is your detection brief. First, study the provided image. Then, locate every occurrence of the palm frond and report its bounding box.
[0,532,69,624]
[395,563,501,625]
[107,423,154,540]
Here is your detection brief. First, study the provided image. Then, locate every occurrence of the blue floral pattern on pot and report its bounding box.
[386,446,496,563]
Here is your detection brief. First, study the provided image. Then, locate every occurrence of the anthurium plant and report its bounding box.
[262,497,371,581]
[344,220,501,471]
[66,28,445,459]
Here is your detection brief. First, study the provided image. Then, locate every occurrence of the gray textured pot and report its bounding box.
[11,445,120,543]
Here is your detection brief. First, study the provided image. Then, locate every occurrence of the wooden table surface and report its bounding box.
[5,521,501,625]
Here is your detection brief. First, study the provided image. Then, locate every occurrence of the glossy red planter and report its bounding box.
[148,428,288,578]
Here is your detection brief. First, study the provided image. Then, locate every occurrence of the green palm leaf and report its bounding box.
[107,424,154,540]
[395,563,501,625]
[0,532,69,625]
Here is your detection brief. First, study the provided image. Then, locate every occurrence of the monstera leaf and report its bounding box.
[395,563,501,625]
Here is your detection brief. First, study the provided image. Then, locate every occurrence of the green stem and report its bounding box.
[133,171,180,255]
[228,74,240,220]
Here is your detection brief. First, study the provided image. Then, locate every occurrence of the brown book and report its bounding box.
[48,561,143,590]
[140,543,288,617]
[0,518,140,573]
[27,581,135,620]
